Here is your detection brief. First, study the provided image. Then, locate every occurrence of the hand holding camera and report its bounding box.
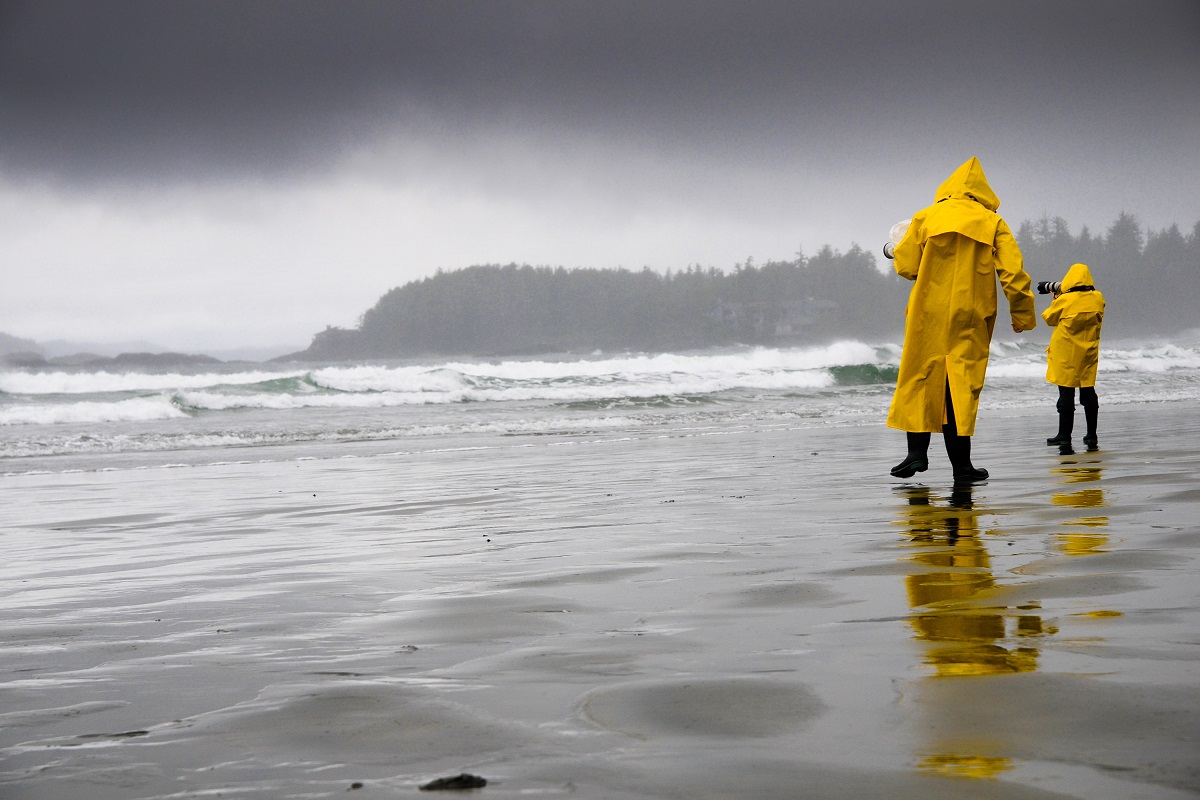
[882,219,911,260]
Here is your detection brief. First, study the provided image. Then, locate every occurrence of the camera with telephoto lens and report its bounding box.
[1037,281,1062,295]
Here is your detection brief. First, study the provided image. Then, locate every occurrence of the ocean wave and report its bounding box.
[0,368,306,396]
[308,340,885,391]
[4,340,1197,428]
[161,342,893,411]
[1100,343,1200,373]
[829,364,899,385]
[174,369,837,411]
[0,396,187,426]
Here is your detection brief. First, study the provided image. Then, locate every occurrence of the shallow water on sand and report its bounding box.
[2,402,1199,799]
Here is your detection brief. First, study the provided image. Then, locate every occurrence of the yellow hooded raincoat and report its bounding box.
[886,158,1037,436]
[1043,263,1104,387]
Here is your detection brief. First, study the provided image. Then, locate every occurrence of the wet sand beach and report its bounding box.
[2,401,1199,799]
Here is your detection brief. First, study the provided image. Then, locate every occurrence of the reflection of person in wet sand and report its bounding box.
[1052,452,1110,557]
[887,451,1197,791]
[897,484,1053,678]
[895,483,1057,780]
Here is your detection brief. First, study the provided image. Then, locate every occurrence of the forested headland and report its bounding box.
[294,212,1200,360]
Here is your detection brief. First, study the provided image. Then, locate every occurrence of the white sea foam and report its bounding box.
[0,396,186,426]
[176,368,835,410]
[309,341,879,397]
[1101,343,1200,373]
[0,369,303,396]
[168,344,878,411]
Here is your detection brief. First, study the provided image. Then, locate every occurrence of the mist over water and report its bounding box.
[3,337,1197,475]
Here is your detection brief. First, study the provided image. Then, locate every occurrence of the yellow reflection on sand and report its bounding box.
[896,451,1129,781]
[1052,487,1104,508]
[1057,531,1109,554]
[917,753,1013,780]
[897,484,1055,780]
[1052,453,1109,555]
[897,486,1055,679]
[1051,459,1103,484]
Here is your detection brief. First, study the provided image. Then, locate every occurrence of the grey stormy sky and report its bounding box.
[2,0,1198,353]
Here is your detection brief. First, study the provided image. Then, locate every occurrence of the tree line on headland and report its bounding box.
[294,212,1199,361]
[301,245,897,360]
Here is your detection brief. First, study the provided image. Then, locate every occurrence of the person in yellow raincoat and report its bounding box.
[1042,263,1105,450]
[887,157,1037,481]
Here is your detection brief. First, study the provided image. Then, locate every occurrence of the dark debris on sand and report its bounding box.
[419,773,488,791]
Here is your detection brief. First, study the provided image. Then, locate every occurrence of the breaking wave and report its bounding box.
[3,339,1198,428]
[2,341,895,425]
[3,338,1198,468]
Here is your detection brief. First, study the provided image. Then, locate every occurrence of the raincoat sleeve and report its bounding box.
[995,219,1037,331]
[1042,297,1065,327]
[892,216,923,281]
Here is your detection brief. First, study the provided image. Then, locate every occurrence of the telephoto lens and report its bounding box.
[1036,281,1062,295]
[883,242,897,259]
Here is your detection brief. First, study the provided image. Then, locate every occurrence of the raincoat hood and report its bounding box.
[1060,263,1096,291]
[935,157,1000,211]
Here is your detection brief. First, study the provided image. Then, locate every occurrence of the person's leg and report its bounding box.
[1047,385,1075,446]
[942,383,988,481]
[891,432,931,478]
[1080,386,1098,448]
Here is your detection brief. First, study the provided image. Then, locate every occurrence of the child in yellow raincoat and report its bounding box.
[1043,263,1105,450]
[887,157,1037,481]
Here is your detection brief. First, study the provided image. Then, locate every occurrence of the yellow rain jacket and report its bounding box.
[1043,263,1104,387]
[887,158,1037,435]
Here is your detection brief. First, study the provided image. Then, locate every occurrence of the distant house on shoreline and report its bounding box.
[712,297,839,340]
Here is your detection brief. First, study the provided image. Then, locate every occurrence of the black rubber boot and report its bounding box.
[1081,391,1099,450]
[1047,388,1074,446]
[941,383,987,481]
[1046,410,1073,445]
[891,432,930,478]
[944,426,988,482]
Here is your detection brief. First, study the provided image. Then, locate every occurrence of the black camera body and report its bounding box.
[1037,281,1062,295]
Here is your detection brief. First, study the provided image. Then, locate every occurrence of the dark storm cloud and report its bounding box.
[3,0,1198,186]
